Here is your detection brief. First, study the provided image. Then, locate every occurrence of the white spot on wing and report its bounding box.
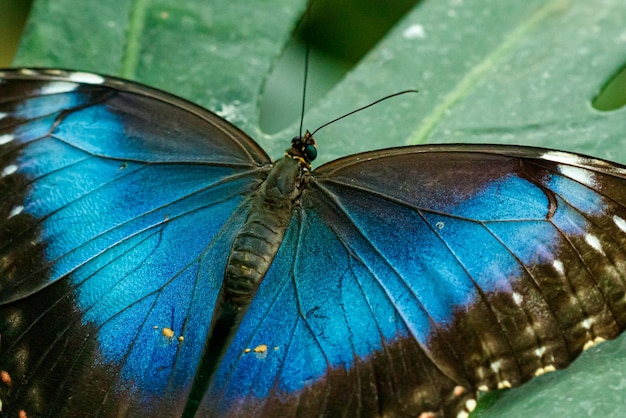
[541,151,626,176]
[403,23,426,39]
[465,398,477,412]
[558,165,596,187]
[535,365,557,376]
[583,336,605,350]
[68,72,105,85]
[498,380,512,389]
[534,346,546,358]
[490,360,501,373]
[585,234,604,255]
[614,216,626,233]
[0,112,7,120]
[8,206,23,218]
[39,81,78,95]
[581,318,594,329]
[540,151,587,166]
[453,385,465,396]
[1,164,17,177]
[0,134,13,145]
[512,292,523,305]
[553,259,565,275]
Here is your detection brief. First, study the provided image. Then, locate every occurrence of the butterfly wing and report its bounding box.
[0,69,271,417]
[197,145,626,417]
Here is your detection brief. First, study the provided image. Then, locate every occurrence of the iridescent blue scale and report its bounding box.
[1,69,626,417]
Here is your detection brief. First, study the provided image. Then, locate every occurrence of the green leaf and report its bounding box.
[14,0,626,416]
[14,0,308,148]
[303,0,626,165]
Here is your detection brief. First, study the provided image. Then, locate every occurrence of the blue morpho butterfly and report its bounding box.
[1,68,626,418]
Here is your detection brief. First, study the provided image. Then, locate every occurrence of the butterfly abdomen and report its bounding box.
[224,206,292,304]
[224,156,306,306]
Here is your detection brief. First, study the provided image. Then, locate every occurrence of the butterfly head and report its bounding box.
[287,130,317,170]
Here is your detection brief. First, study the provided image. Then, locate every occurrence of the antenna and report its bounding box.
[311,89,419,135]
[298,40,310,138]
[297,0,317,139]
[297,0,418,139]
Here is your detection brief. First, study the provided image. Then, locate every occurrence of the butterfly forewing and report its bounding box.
[0,69,270,416]
[296,146,626,415]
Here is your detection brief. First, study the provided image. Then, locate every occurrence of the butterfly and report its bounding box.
[1,68,626,418]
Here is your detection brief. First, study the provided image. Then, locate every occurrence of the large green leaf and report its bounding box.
[14,0,626,416]
[14,0,308,144]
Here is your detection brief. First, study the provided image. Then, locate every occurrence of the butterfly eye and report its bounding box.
[304,144,317,161]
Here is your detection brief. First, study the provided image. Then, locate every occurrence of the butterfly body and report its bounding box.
[225,153,308,305]
[1,69,626,418]
[186,140,313,416]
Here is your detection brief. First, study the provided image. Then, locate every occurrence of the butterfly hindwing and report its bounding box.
[199,204,474,417]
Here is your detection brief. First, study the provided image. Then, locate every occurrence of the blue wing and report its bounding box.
[197,145,626,417]
[0,69,270,416]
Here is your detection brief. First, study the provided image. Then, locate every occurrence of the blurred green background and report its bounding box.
[0,0,423,133]
[0,0,33,65]
[2,0,622,134]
